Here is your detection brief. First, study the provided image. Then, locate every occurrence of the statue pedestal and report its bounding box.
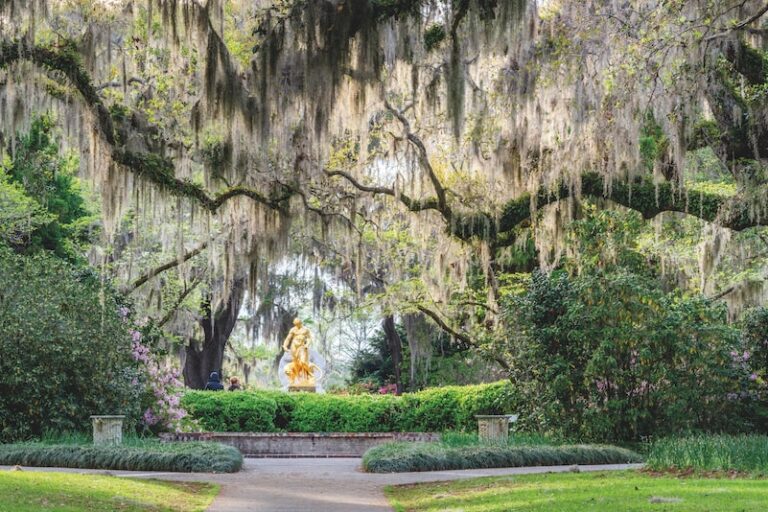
[288,385,317,393]
[279,348,326,392]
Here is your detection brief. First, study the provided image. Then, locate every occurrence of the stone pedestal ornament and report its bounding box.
[90,415,125,446]
[475,414,518,443]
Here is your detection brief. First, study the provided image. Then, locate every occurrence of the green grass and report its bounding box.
[363,442,642,473]
[0,441,242,473]
[647,435,768,472]
[386,471,768,511]
[0,471,218,511]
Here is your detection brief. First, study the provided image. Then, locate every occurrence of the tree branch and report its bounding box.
[128,241,209,292]
[416,304,509,370]
[158,272,204,327]
[324,168,441,212]
[384,100,452,220]
[0,40,294,214]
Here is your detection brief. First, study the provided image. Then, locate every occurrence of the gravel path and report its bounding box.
[1,459,643,511]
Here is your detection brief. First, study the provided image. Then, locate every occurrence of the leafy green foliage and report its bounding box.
[1,114,95,261]
[639,112,668,171]
[0,249,140,441]
[349,321,488,390]
[423,24,446,52]
[502,269,743,442]
[181,392,278,432]
[182,381,517,433]
[363,441,642,473]
[0,441,242,473]
[739,307,768,429]
[349,325,403,389]
[647,435,768,472]
[0,166,52,247]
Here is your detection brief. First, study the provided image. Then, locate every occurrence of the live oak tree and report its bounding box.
[2,0,768,382]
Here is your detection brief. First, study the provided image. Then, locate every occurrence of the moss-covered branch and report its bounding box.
[0,39,292,214]
[496,172,762,235]
[325,169,441,212]
[128,241,209,293]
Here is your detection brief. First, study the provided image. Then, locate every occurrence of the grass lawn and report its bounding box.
[0,471,218,511]
[386,471,768,511]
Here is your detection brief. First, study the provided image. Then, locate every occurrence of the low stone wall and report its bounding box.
[160,432,440,457]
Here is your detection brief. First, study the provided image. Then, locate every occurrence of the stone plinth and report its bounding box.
[90,415,125,446]
[288,384,316,393]
[475,414,518,443]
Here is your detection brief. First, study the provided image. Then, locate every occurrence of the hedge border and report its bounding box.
[182,381,518,433]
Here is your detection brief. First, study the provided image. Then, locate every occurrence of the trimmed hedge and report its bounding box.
[362,442,643,473]
[0,441,242,473]
[181,381,517,433]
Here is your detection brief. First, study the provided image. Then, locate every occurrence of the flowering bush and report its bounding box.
[121,311,187,433]
[378,383,398,395]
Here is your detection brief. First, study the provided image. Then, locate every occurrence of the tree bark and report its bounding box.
[382,315,404,395]
[183,278,246,389]
[270,307,297,381]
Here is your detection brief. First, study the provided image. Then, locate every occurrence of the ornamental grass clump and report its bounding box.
[0,441,242,473]
[646,435,768,472]
[362,441,642,473]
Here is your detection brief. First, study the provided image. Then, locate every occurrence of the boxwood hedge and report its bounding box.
[181,381,517,433]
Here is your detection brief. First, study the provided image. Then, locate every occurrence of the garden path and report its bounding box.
[1,458,643,511]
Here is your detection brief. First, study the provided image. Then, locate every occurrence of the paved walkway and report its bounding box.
[2,459,643,511]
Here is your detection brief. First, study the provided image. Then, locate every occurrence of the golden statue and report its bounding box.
[282,318,318,390]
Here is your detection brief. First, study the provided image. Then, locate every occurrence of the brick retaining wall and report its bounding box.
[160,432,440,457]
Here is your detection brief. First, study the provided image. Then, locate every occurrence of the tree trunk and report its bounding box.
[270,307,297,381]
[382,315,404,395]
[183,278,246,389]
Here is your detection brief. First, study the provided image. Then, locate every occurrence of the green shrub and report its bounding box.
[181,381,517,433]
[287,393,402,432]
[362,441,643,473]
[503,269,744,442]
[182,391,277,432]
[0,249,140,442]
[646,435,768,472]
[0,441,242,473]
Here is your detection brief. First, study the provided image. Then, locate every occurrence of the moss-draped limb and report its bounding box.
[324,169,441,212]
[127,241,209,293]
[0,39,293,214]
[495,172,762,235]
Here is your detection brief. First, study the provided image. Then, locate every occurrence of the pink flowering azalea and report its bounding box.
[127,319,188,433]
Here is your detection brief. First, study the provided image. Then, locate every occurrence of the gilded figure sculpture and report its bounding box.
[282,318,318,389]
